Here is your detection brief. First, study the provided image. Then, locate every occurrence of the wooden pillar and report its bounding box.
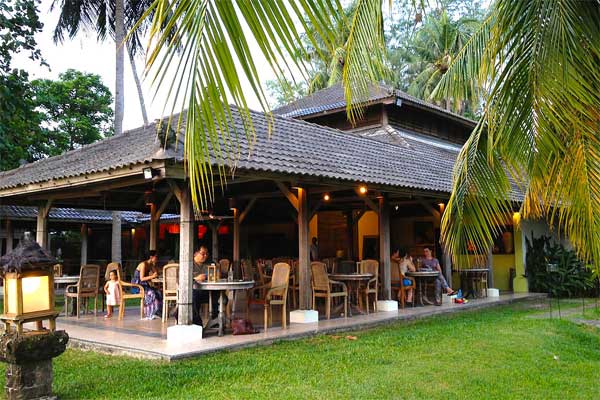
[345,212,354,259]
[111,211,122,263]
[80,224,88,266]
[36,206,49,249]
[232,208,240,265]
[378,196,391,300]
[443,251,452,288]
[6,220,13,253]
[486,246,494,288]
[211,222,220,261]
[177,186,194,325]
[297,187,311,309]
[149,203,158,251]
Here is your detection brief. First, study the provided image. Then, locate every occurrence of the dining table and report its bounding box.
[459,268,490,299]
[405,270,440,307]
[198,279,255,336]
[328,273,373,317]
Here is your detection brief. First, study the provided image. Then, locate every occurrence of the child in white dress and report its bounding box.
[104,270,120,318]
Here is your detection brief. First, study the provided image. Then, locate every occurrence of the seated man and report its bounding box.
[418,247,454,305]
[192,246,220,325]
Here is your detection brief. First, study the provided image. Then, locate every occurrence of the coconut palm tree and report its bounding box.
[405,9,479,111]
[143,0,388,208]
[51,0,155,131]
[433,0,600,272]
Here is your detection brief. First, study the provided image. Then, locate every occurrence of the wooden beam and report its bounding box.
[149,203,158,251]
[417,197,441,220]
[309,200,323,220]
[177,184,194,325]
[238,197,257,224]
[232,208,240,265]
[275,181,298,211]
[156,192,174,218]
[167,180,184,203]
[362,196,379,213]
[1,161,167,198]
[379,196,391,300]
[5,220,13,254]
[297,187,311,309]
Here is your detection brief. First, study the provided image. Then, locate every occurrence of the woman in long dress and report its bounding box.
[132,251,162,319]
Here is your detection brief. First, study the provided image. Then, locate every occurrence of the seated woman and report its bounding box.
[418,247,454,305]
[132,250,163,320]
[391,248,416,304]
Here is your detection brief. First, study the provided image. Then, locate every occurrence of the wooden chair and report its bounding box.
[392,261,416,308]
[162,263,179,322]
[311,262,347,319]
[264,263,290,331]
[64,264,100,318]
[53,264,63,277]
[359,259,379,314]
[108,262,145,320]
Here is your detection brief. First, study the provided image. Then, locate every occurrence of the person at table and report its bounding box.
[391,248,416,304]
[191,246,220,325]
[132,250,163,319]
[418,247,455,304]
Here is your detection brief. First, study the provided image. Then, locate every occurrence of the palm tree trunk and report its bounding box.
[128,45,149,127]
[114,0,125,135]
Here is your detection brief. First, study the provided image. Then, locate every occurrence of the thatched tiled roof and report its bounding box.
[0,239,56,274]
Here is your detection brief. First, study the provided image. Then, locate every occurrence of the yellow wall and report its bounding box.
[358,211,378,260]
[309,215,318,241]
[492,255,514,291]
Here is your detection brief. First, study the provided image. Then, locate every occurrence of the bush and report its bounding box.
[526,235,595,297]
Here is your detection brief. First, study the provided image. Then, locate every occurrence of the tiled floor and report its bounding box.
[52,293,542,361]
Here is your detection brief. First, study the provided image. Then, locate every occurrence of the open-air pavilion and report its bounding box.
[0,86,542,357]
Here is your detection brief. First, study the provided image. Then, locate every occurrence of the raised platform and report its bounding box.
[48,293,542,361]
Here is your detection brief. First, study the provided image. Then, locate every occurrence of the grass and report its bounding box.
[1,300,598,399]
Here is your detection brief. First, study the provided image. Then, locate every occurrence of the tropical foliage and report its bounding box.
[31,69,113,158]
[438,0,600,275]
[526,235,594,298]
[144,0,387,208]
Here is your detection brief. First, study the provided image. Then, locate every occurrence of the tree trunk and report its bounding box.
[127,44,149,127]
[114,0,125,135]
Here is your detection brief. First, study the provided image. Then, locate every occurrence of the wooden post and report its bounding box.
[211,222,220,261]
[111,211,122,263]
[443,251,452,288]
[80,224,88,266]
[177,186,194,325]
[297,187,311,309]
[378,196,391,300]
[345,212,354,259]
[36,206,49,249]
[149,203,158,251]
[6,219,13,254]
[232,207,240,265]
[487,245,494,288]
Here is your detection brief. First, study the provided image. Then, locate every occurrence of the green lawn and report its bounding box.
[2,300,599,399]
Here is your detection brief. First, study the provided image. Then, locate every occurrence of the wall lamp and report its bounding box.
[143,167,159,180]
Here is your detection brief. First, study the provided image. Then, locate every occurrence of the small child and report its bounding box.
[104,270,120,318]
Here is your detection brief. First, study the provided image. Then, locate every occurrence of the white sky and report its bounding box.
[12,0,276,131]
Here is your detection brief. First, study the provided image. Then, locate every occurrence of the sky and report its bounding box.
[13,0,276,131]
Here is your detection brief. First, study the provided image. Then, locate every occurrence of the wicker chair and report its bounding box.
[359,259,379,314]
[392,261,415,308]
[107,262,145,320]
[64,264,100,318]
[218,259,230,277]
[264,263,290,331]
[311,262,347,319]
[162,263,179,322]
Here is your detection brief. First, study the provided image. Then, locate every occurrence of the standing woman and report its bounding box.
[132,250,163,319]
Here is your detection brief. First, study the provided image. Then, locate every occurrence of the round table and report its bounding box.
[459,268,489,299]
[405,271,440,306]
[198,280,255,336]
[328,273,373,316]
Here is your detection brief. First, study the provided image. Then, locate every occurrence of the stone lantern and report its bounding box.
[0,237,69,400]
[0,239,58,334]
